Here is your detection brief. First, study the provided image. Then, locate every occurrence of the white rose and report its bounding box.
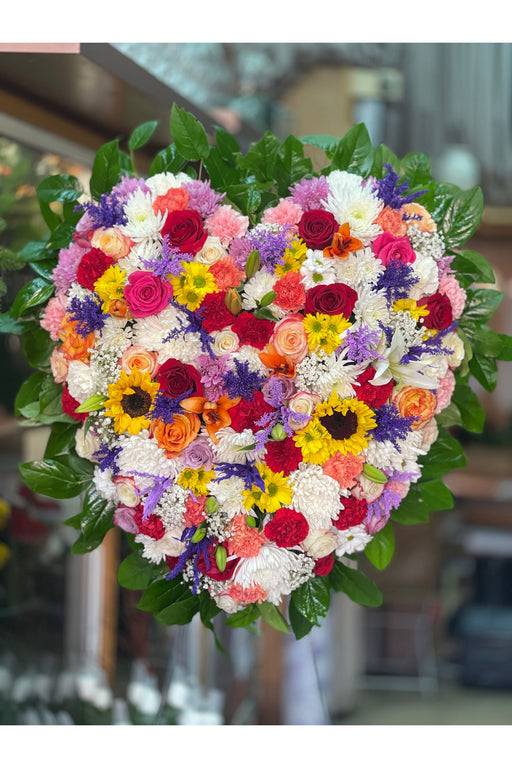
[75,427,101,461]
[302,529,338,559]
[352,475,384,503]
[195,236,227,265]
[211,330,240,356]
[114,477,139,507]
[288,391,321,431]
[408,253,439,300]
[159,529,186,557]
[443,331,465,370]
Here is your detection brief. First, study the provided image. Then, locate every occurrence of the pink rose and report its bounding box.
[373,232,416,266]
[114,505,138,533]
[271,314,309,363]
[123,270,173,318]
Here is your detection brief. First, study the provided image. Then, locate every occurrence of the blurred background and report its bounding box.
[0,41,512,726]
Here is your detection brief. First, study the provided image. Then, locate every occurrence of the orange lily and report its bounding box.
[258,344,296,378]
[180,395,241,443]
[323,222,363,259]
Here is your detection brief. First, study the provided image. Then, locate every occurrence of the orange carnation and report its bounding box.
[209,257,245,290]
[393,386,437,430]
[153,187,190,216]
[376,206,408,237]
[273,271,306,312]
[151,412,201,458]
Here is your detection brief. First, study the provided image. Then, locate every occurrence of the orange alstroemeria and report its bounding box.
[323,223,363,259]
[180,395,241,443]
[258,344,296,378]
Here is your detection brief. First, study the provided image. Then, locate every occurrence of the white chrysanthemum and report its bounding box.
[352,284,390,331]
[117,238,162,275]
[363,438,406,472]
[232,543,314,605]
[214,427,265,465]
[408,252,439,300]
[408,227,445,262]
[313,348,367,401]
[154,484,189,530]
[116,432,180,491]
[132,305,187,352]
[121,188,166,240]
[242,270,277,310]
[66,284,94,302]
[94,316,133,354]
[334,247,385,290]
[66,360,97,403]
[207,477,246,518]
[159,332,204,366]
[397,429,429,462]
[323,170,383,245]
[144,172,191,197]
[136,529,186,564]
[300,249,337,290]
[290,463,342,530]
[92,467,117,502]
[335,525,373,557]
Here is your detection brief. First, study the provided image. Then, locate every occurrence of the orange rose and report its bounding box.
[393,386,437,430]
[120,345,159,376]
[271,314,309,363]
[376,206,408,237]
[107,298,131,318]
[401,203,436,233]
[59,319,95,362]
[151,412,201,458]
[91,227,132,260]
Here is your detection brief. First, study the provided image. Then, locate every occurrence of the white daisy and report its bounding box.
[300,249,337,290]
[335,524,373,556]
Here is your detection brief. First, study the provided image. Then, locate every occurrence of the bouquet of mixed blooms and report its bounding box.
[5,107,510,637]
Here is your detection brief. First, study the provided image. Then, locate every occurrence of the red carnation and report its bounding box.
[231,311,274,350]
[229,390,274,432]
[76,248,113,290]
[355,367,393,409]
[61,387,87,423]
[199,291,236,333]
[304,283,358,318]
[334,497,368,531]
[417,292,453,331]
[264,508,309,548]
[161,209,208,255]
[264,437,303,475]
[298,209,338,249]
[197,543,239,581]
[134,509,165,540]
[314,553,335,576]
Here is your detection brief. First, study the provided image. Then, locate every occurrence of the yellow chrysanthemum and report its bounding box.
[171,261,218,310]
[303,312,352,354]
[294,393,377,463]
[275,238,308,276]
[242,463,293,514]
[393,298,430,321]
[177,468,216,497]
[94,265,127,312]
[103,367,159,435]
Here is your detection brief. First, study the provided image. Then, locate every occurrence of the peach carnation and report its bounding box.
[227,582,268,604]
[273,271,306,312]
[322,452,364,489]
[438,274,467,319]
[376,206,408,237]
[228,514,266,558]
[205,205,249,248]
[262,199,303,232]
[209,257,245,290]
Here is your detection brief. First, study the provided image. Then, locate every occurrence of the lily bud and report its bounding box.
[246,515,257,529]
[245,249,261,278]
[270,423,287,441]
[191,526,206,543]
[215,544,227,572]
[75,393,105,413]
[225,288,242,316]
[362,463,388,484]
[259,290,276,307]
[205,496,219,514]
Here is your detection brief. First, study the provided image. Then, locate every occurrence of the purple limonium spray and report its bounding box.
[68,294,106,337]
[93,444,122,474]
[142,236,184,278]
[340,325,383,365]
[375,260,419,303]
[165,301,215,357]
[213,461,266,493]
[247,225,291,272]
[374,164,427,210]
[75,192,127,228]
[369,403,417,449]
[149,390,190,424]
[222,359,265,401]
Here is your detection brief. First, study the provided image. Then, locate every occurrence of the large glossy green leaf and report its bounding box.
[204,146,241,191]
[329,562,383,606]
[149,144,186,176]
[451,250,495,289]
[89,139,121,201]
[290,577,330,626]
[71,487,115,553]
[137,577,194,613]
[438,186,484,248]
[225,604,260,628]
[399,152,432,187]
[452,381,486,433]
[257,602,290,633]
[419,427,467,479]
[327,123,374,176]
[9,278,54,318]
[128,121,158,152]
[365,522,395,571]
[273,135,314,197]
[36,174,83,203]
[288,599,314,640]
[392,479,454,525]
[19,455,94,499]
[170,104,210,161]
[22,324,56,368]
[118,550,167,590]
[44,421,78,459]
[236,131,281,183]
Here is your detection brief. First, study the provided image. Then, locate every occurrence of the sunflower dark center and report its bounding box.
[320,409,359,441]
[121,386,152,417]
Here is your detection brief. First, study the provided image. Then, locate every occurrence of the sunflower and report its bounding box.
[294,393,377,463]
[242,463,293,515]
[104,367,159,435]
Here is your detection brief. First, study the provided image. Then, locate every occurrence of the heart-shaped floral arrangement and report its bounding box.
[10,111,509,637]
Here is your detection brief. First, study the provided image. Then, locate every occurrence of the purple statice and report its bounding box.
[68,294,106,337]
[142,236,184,278]
[185,179,225,218]
[253,409,280,450]
[246,225,290,272]
[213,461,265,493]
[281,406,311,434]
[140,475,175,518]
[197,353,229,401]
[52,242,86,294]
[76,192,128,228]
[369,403,417,449]
[436,254,455,279]
[93,444,121,474]
[229,236,253,270]
[341,325,382,365]
[375,259,419,303]
[374,164,427,210]
[149,390,190,424]
[289,175,330,211]
[401,322,457,364]
[366,485,403,529]
[378,320,394,346]
[111,176,150,201]
[166,302,215,357]
[222,359,265,401]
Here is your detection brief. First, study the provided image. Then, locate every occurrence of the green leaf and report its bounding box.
[170,104,210,162]
[365,522,395,570]
[224,185,262,216]
[438,186,484,249]
[155,594,200,626]
[18,240,49,263]
[327,123,374,176]
[469,353,498,392]
[452,381,486,433]
[36,174,83,204]
[118,550,164,590]
[497,333,512,361]
[273,135,314,197]
[290,577,330,627]
[128,120,159,152]
[15,371,47,418]
[28,257,58,281]
[198,591,221,631]
[204,146,241,191]
[370,144,401,178]
[399,152,432,187]
[19,455,94,499]
[0,313,25,334]
[288,598,314,640]
[459,288,503,332]
[137,577,194,616]
[9,278,54,318]
[89,139,121,201]
[225,604,260,628]
[214,125,240,163]
[419,427,467,479]
[148,144,186,176]
[330,562,383,606]
[44,421,78,458]
[257,602,290,633]
[47,218,82,250]
[392,479,454,525]
[451,250,495,289]
[436,401,463,429]
[300,134,341,158]
[253,306,277,321]
[236,131,281,183]
[71,487,115,553]
[21,324,55,368]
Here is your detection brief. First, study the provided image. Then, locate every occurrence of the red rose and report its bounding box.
[76,248,113,290]
[134,509,165,540]
[334,497,368,531]
[417,292,453,331]
[264,437,303,475]
[264,508,309,548]
[61,387,87,423]
[161,209,208,255]
[123,270,173,318]
[230,390,274,432]
[298,209,338,249]
[372,232,416,266]
[304,283,358,317]
[157,358,203,400]
[200,291,236,333]
[313,553,335,576]
[197,543,239,581]
[355,367,394,409]
[231,311,274,350]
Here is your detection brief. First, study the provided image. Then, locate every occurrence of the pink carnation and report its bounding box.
[40,294,68,340]
[52,242,88,294]
[262,199,303,232]
[435,369,456,414]
[227,582,268,604]
[205,205,249,248]
[322,452,364,489]
[438,275,467,319]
